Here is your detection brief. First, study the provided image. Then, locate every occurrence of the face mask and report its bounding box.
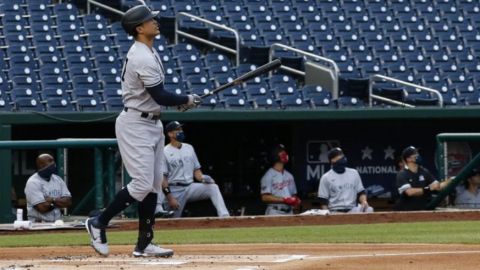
[332,157,347,174]
[38,163,57,180]
[176,131,185,142]
[415,155,423,165]
[279,151,289,164]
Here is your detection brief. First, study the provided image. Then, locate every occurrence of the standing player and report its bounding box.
[158,121,230,218]
[317,148,373,213]
[85,5,200,257]
[260,144,301,215]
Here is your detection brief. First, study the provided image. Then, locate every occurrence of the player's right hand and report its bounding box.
[167,195,180,210]
[178,94,202,112]
[283,196,300,206]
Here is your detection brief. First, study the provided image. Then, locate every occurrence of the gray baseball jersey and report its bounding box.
[318,167,365,211]
[261,168,297,215]
[24,173,71,222]
[455,186,480,209]
[163,143,201,185]
[116,40,166,202]
[159,143,229,217]
[122,40,165,113]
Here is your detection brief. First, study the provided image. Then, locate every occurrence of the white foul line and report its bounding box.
[306,250,480,260]
[273,255,307,263]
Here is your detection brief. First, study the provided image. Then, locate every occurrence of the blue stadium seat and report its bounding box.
[12,76,39,92]
[199,96,219,109]
[45,98,75,111]
[41,75,69,90]
[280,95,308,109]
[204,53,231,67]
[14,98,43,111]
[0,98,12,111]
[102,88,122,100]
[75,97,104,111]
[73,76,101,90]
[104,97,124,111]
[224,96,250,109]
[253,95,279,109]
[41,87,69,99]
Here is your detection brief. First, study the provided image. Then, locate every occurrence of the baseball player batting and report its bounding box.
[85,5,201,257]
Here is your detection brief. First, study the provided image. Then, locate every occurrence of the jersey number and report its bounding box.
[121,57,129,82]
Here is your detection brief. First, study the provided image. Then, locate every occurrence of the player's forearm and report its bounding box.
[261,194,284,204]
[54,197,72,208]
[193,169,203,182]
[146,84,189,106]
[34,202,54,213]
[404,187,427,197]
[439,178,453,189]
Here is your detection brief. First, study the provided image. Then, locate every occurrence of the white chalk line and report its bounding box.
[306,250,480,260]
[273,255,307,263]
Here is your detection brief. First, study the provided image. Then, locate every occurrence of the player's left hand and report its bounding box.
[360,201,369,211]
[202,175,215,184]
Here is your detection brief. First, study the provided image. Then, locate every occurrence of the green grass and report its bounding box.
[1,221,480,247]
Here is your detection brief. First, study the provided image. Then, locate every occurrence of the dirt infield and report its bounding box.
[1,243,480,270]
[2,211,480,269]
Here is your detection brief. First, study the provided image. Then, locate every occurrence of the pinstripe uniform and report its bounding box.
[24,173,71,222]
[116,40,166,201]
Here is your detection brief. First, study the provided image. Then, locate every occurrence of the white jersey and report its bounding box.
[318,168,365,211]
[163,143,201,185]
[121,41,165,113]
[24,173,71,222]
[260,168,297,208]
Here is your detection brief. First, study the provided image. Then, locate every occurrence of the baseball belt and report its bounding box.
[124,107,161,120]
[169,182,192,187]
[271,205,292,212]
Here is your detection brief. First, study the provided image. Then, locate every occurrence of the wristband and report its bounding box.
[162,187,171,195]
[423,186,431,196]
[48,203,55,211]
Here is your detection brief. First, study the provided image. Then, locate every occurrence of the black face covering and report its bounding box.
[38,163,57,181]
[332,157,347,174]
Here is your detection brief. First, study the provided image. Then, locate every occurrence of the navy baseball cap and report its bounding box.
[328,147,344,161]
[401,146,418,161]
[165,121,183,133]
[467,168,480,178]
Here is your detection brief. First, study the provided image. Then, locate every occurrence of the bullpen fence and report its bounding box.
[428,133,480,209]
[0,139,125,223]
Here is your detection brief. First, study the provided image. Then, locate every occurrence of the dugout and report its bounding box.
[2,108,480,222]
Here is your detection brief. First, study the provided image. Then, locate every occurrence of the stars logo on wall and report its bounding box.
[361,146,373,160]
[361,146,396,160]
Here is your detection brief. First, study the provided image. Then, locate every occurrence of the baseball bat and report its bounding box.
[201,58,282,98]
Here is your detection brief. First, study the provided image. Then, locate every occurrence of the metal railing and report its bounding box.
[87,0,125,16]
[269,43,340,99]
[175,12,240,66]
[369,74,444,108]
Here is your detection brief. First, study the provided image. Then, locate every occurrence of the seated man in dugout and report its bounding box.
[455,168,480,209]
[317,148,373,213]
[24,153,72,222]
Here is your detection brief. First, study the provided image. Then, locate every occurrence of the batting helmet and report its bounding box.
[121,5,159,36]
